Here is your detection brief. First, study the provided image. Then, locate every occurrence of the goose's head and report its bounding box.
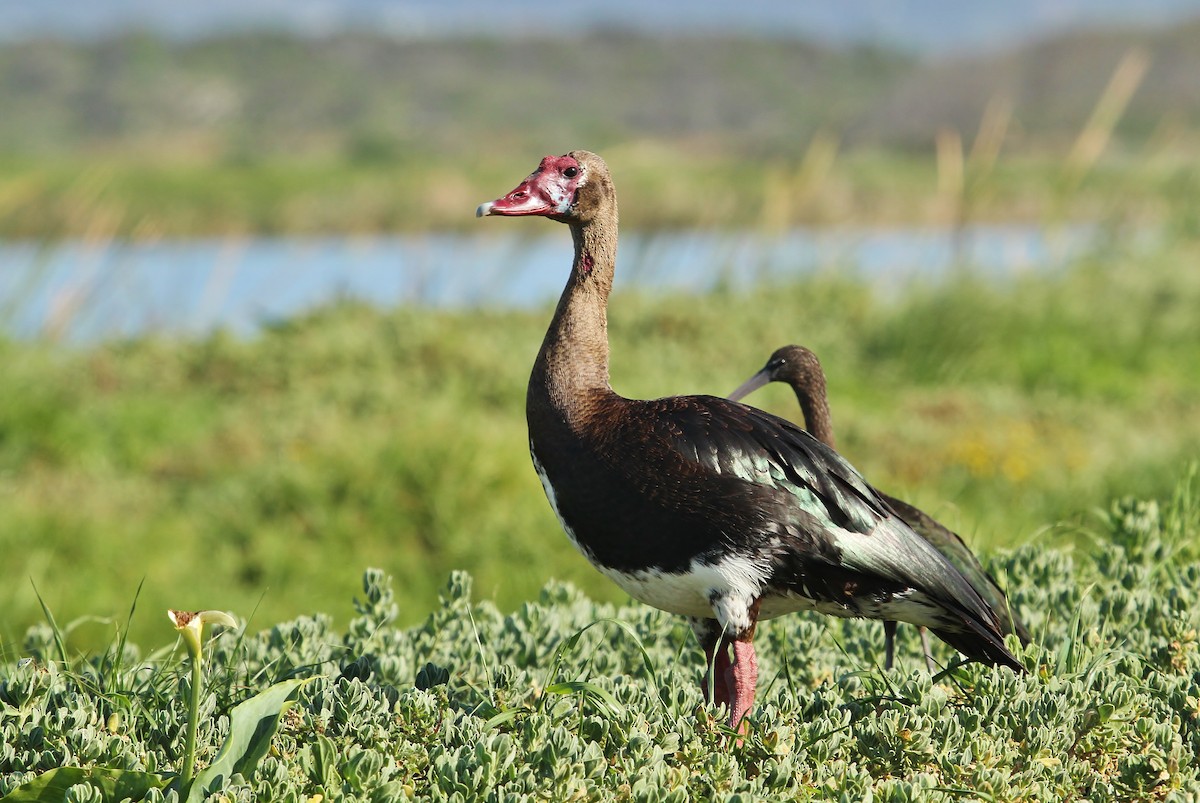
[477,150,614,224]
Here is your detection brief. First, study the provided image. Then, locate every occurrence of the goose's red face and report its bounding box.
[476,155,585,221]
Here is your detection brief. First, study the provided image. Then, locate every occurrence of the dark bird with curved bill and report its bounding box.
[729,344,1031,672]
[476,151,1025,733]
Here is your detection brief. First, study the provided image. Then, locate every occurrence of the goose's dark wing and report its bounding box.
[609,394,1022,669]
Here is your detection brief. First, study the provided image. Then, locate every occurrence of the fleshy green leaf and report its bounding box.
[183,677,312,802]
[0,767,168,802]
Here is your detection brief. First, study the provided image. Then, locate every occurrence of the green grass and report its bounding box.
[1,147,1198,238]
[0,234,1197,653]
[1,475,1198,800]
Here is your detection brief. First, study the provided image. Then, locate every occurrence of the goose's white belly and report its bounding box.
[530,443,937,633]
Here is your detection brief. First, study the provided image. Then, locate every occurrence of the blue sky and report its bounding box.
[5,0,1200,53]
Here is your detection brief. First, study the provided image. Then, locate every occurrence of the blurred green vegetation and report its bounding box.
[1,233,1197,651]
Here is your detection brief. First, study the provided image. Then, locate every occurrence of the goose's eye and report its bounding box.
[563,166,579,178]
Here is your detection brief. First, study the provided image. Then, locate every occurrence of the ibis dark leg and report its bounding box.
[919,627,937,673]
[883,620,897,670]
[691,617,732,710]
[702,640,733,710]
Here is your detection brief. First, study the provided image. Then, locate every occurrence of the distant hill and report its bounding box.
[861,18,1200,148]
[0,33,911,160]
[0,21,1198,163]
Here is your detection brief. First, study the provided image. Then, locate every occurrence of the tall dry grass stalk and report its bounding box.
[792,130,840,222]
[758,130,840,233]
[969,94,1013,178]
[195,238,248,332]
[935,127,964,227]
[934,95,1014,265]
[37,168,129,341]
[1065,48,1151,186]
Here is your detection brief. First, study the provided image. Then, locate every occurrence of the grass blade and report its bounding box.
[29,580,69,668]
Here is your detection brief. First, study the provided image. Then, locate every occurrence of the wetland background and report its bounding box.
[2,10,1199,651]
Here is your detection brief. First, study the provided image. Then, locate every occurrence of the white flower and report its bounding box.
[168,609,239,656]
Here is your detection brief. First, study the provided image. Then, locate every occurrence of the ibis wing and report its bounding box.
[882,492,1031,644]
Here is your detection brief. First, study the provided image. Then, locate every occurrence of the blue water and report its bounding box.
[0,224,1096,342]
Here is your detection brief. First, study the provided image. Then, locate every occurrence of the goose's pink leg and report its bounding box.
[724,639,758,733]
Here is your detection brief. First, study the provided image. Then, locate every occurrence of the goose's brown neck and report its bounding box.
[528,211,619,423]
